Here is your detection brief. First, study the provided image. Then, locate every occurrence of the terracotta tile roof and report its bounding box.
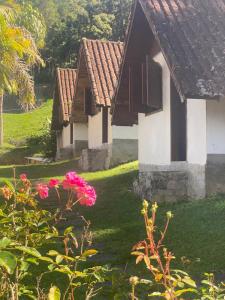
[139,0,225,100]
[52,68,77,130]
[82,38,124,106]
[56,68,77,121]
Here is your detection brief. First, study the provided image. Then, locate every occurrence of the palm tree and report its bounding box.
[0,1,44,145]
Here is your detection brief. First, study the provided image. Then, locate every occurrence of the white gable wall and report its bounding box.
[73,123,88,141]
[206,99,225,154]
[112,124,138,139]
[138,52,171,165]
[88,109,102,149]
[61,125,71,148]
[186,99,207,164]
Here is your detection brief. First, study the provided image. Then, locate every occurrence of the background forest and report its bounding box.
[20,0,133,83]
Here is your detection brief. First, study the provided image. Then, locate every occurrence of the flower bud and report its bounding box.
[129,276,139,286]
[152,202,158,213]
[143,199,149,209]
[166,211,173,219]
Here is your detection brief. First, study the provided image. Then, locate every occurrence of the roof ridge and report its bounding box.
[57,67,77,71]
[82,37,123,45]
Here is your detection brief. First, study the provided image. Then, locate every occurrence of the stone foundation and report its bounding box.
[56,146,74,160]
[78,139,138,171]
[74,140,88,157]
[206,154,225,195]
[110,139,138,167]
[78,147,111,171]
[135,162,206,201]
[134,170,188,202]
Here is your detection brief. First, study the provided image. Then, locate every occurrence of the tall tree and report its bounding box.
[0,1,44,145]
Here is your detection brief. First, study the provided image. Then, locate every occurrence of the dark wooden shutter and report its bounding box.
[102,107,108,143]
[146,56,162,110]
[129,62,148,113]
[84,88,92,115]
[70,123,73,145]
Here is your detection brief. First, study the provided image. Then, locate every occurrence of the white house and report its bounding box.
[113,0,225,200]
[52,68,78,159]
[71,38,138,171]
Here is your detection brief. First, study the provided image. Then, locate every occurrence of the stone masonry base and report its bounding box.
[135,156,225,202]
[135,162,206,202]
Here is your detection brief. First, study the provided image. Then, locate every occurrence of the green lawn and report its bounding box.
[0,160,225,279]
[0,100,53,164]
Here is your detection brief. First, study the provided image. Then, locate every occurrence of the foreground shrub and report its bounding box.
[0,171,109,299]
[130,201,225,299]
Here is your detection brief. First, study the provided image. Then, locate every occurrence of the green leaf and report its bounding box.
[175,288,197,297]
[39,256,54,263]
[0,251,17,274]
[26,257,39,265]
[82,249,98,257]
[15,246,41,258]
[3,179,15,192]
[48,286,61,300]
[56,255,63,264]
[182,276,197,288]
[64,226,74,236]
[0,237,11,249]
[48,250,59,257]
[148,292,164,297]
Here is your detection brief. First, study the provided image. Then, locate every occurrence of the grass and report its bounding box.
[1,160,225,279]
[0,100,53,164]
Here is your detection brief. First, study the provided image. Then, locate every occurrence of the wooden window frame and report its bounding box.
[70,123,73,145]
[145,55,163,115]
[102,107,108,144]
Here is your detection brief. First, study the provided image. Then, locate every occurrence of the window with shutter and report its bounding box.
[70,123,73,145]
[128,62,148,113]
[84,88,92,115]
[102,107,108,143]
[146,56,163,111]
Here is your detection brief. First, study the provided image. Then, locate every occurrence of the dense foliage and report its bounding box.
[19,0,133,82]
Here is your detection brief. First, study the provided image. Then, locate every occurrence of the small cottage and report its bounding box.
[52,68,77,159]
[71,38,138,171]
[113,0,225,200]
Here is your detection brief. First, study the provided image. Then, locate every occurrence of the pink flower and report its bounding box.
[20,174,27,181]
[63,172,87,190]
[48,179,59,188]
[77,185,97,207]
[36,184,49,200]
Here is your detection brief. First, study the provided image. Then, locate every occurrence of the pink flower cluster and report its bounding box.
[62,172,96,207]
[32,171,96,207]
[36,184,49,200]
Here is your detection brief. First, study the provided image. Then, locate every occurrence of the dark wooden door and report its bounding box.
[171,79,187,161]
[102,107,108,143]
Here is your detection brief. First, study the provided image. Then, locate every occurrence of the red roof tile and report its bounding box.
[81,38,124,106]
[56,68,77,122]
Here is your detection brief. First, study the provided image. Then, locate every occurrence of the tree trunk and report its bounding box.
[0,93,3,146]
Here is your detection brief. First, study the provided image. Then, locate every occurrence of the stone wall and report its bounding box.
[134,170,188,202]
[56,146,74,160]
[110,139,138,167]
[135,162,207,201]
[206,154,225,195]
[78,147,111,172]
[74,140,88,157]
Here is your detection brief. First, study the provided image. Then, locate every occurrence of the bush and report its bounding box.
[26,119,57,159]
[130,201,225,299]
[0,171,109,299]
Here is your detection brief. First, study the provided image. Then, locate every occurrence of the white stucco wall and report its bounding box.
[73,123,88,141]
[112,125,138,140]
[88,109,103,149]
[138,52,171,165]
[61,125,71,148]
[187,99,207,164]
[206,99,225,154]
